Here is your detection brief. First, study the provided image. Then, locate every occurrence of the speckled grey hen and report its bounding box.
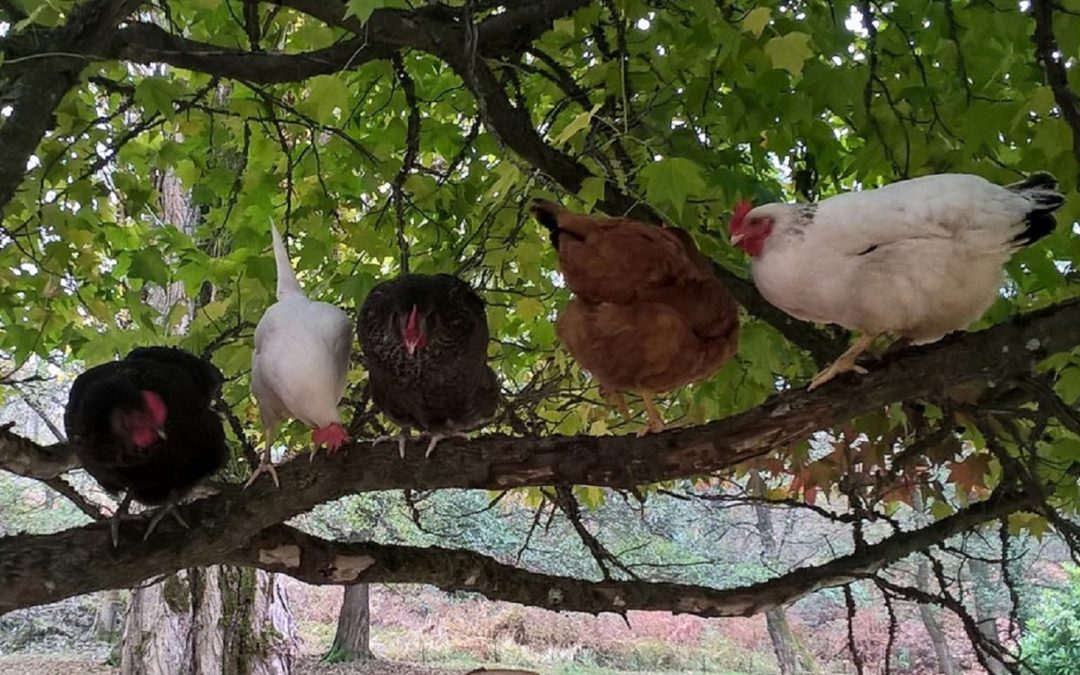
[358,273,499,458]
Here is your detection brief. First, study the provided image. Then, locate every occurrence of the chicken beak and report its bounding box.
[156,427,168,441]
[730,232,747,246]
[403,305,421,357]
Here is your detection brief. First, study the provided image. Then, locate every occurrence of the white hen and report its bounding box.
[247,225,352,487]
[730,172,1065,390]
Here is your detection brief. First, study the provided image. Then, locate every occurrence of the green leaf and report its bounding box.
[128,249,170,286]
[742,7,772,38]
[638,157,706,217]
[1008,512,1050,539]
[302,75,348,123]
[1058,367,1080,404]
[344,0,386,23]
[577,176,605,206]
[134,77,180,117]
[553,102,603,146]
[765,32,814,78]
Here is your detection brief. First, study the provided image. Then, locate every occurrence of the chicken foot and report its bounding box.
[638,393,666,436]
[370,430,410,459]
[602,388,666,436]
[143,490,190,542]
[110,493,134,548]
[600,388,632,423]
[424,431,471,458]
[244,445,280,489]
[807,333,877,391]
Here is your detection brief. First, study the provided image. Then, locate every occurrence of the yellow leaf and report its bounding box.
[742,7,772,37]
[765,32,814,77]
[553,102,603,146]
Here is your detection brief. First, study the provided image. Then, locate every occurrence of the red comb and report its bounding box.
[730,200,753,230]
[141,390,167,427]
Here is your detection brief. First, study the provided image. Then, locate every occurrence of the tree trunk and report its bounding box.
[121,567,298,675]
[749,473,819,675]
[916,558,959,675]
[120,573,195,675]
[329,584,374,662]
[122,165,299,674]
[94,589,122,642]
[970,558,1007,675]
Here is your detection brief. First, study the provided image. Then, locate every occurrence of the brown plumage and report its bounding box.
[532,199,739,434]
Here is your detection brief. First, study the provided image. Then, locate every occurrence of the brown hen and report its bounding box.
[531,200,740,435]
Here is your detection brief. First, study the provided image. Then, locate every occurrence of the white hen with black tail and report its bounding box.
[247,225,352,488]
[730,172,1066,390]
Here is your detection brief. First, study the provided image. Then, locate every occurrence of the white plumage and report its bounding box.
[731,172,1065,389]
[247,225,352,487]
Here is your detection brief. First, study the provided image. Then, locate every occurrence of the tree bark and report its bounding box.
[329,584,374,662]
[94,589,122,642]
[121,573,195,675]
[970,558,1007,675]
[915,558,959,675]
[121,567,298,675]
[121,166,300,674]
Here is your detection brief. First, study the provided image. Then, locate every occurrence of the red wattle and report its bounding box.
[312,424,349,452]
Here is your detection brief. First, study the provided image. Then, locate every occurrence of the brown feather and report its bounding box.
[533,200,740,412]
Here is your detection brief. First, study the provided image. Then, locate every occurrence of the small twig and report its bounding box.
[44,477,104,521]
[390,52,421,274]
[551,486,639,581]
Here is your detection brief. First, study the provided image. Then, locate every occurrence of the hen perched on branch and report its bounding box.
[531,199,740,435]
[64,347,228,545]
[731,172,1066,389]
[358,273,499,458]
[248,225,352,487]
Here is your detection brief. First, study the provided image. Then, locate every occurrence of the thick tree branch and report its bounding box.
[115,23,396,83]
[4,299,1080,492]
[0,0,145,213]
[1032,0,1080,184]
[0,300,1075,614]
[0,422,78,480]
[0,486,1031,614]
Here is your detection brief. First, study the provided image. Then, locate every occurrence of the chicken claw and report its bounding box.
[244,454,280,490]
[424,431,470,458]
[637,394,666,436]
[807,333,877,391]
[372,433,410,459]
[600,388,632,424]
[109,493,134,548]
[143,494,190,542]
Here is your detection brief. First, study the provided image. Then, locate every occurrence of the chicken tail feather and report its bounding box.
[1007,172,1065,245]
[270,223,304,299]
[530,199,583,250]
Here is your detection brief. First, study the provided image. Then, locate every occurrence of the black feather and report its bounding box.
[64,347,228,506]
[358,274,499,435]
[1007,172,1066,245]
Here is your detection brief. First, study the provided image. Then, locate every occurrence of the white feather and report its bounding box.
[252,226,351,436]
[749,174,1043,343]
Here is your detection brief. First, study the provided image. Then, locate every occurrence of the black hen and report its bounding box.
[358,274,499,457]
[64,346,228,544]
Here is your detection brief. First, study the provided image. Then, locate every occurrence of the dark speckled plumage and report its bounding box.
[63,347,228,506]
[358,274,499,436]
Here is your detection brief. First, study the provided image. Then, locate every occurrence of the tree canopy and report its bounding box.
[1,0,1079,669]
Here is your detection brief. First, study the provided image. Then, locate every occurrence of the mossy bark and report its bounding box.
[328,584,374,662]
[120,566,297,675]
